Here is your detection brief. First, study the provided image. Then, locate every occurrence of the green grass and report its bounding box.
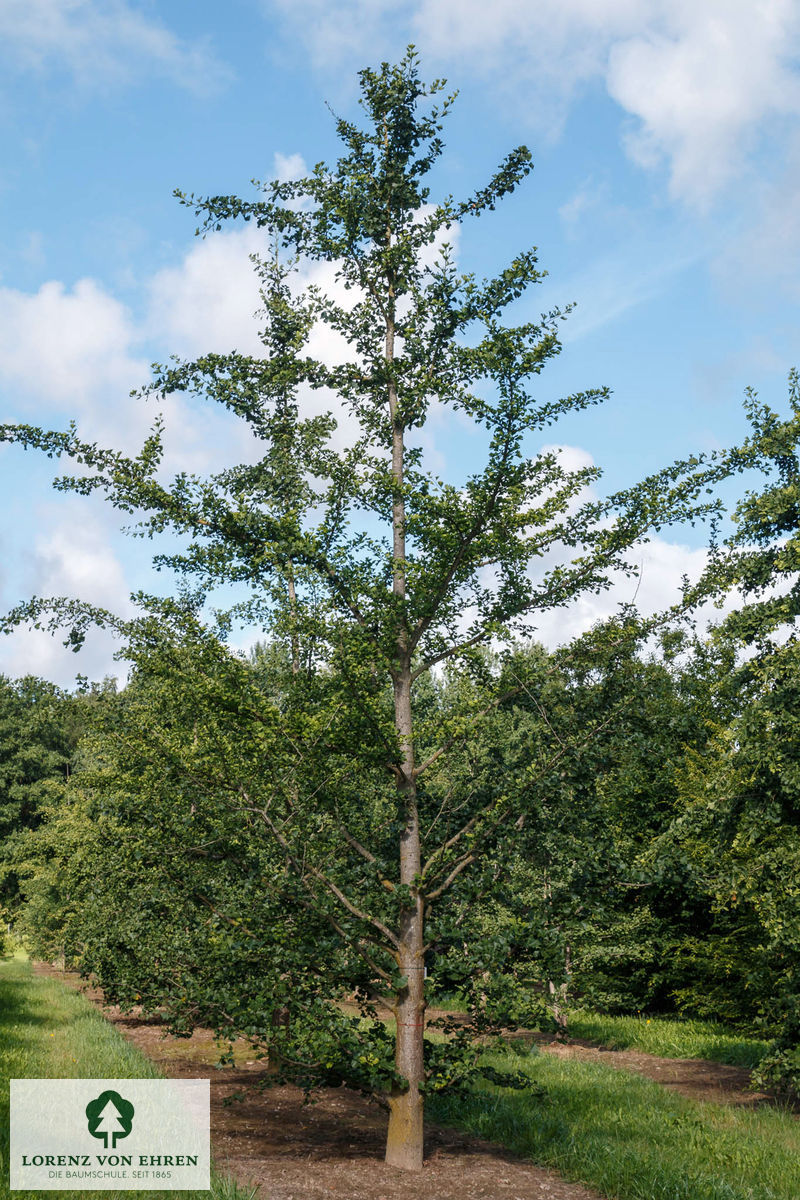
[429,1042,800,1200]
[0,953,259,1200]
[430,992,769,1068]
[567,1010,769,1069]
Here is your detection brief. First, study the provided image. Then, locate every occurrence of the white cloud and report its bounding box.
[0,277,162,452]
[146,229,364,453]
[424,0,800,206]
[20,232,46,269]
[606,1,800,208]
[531,536,710,649]
[145,214,464,457]
[449,440,715,654]
[0,263,270,470]
[538,443,597,509]
[0,503,134,685]
[415,0,642,126]
[267,0,407,74]
[30,503,133,612]
[0,0,230,95]
[273,152,308,182]
[266,0,800,208]
[558,178,608,231]
[147,227,268,361]
[0,225,399,686]
[0,277,144,408]
[0,215,416,486]
[553,240,704,342]
[0,235,743,686]
[0,624,124,687]
[712,130,800,304]
[486,442,716,649]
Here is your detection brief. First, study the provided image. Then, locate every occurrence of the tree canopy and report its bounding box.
[0,49,784,1168]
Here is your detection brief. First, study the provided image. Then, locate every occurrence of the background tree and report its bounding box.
[0,674,117,930]
[0,676,73,857]
[424,625,720,1029]
[2,50,730,1169]
[657,374,800,1087]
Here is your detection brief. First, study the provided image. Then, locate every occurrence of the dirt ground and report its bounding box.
[112,1013,602,1200]
[33,964,777,1200]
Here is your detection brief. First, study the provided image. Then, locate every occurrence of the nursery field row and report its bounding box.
[4,954,800,1200]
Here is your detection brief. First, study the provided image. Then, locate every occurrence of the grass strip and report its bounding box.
[0,952,257,1200]
[429,1042,800,1200]
[566,1010,769,1069]
[431,993,768,1068]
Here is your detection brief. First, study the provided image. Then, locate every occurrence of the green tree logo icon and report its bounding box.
[85,1090,135,1149]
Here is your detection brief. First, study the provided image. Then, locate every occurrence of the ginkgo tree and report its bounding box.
[2,50,730,1170]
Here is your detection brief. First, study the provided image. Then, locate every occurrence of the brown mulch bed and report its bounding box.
[34,963,604,1198]
[104,1014,601,1200]
[32,962,778,1199]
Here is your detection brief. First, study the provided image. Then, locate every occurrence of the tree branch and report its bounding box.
[341,828,396,892]
[248,791,402,950]
[410,631,488,682]
[413,683,525,778]
[424,853,477,902]
[408,395,519,651]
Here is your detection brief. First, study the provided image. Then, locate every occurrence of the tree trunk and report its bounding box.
[267,994,291,1070]
[385,669,425,1171]
[286,564,300,676]
[383,252,426,1170]
[548,942,571,1039]
[386,896,425,1170]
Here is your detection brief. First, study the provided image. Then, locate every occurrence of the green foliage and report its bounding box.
[0,676,72,888]
[652,374,800,1085]
[422,629,721,1023]
[0,674,118,927]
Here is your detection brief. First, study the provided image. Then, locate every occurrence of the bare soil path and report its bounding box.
[32,963,777,1200]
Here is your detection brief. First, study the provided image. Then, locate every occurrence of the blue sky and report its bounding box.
[1,0,799,685]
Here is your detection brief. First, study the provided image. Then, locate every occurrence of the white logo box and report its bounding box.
[10,1079,210,1191]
